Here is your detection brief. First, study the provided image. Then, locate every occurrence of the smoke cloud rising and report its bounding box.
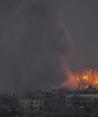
[0,0,70,92]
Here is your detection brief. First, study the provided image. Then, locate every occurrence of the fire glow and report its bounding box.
[62,65,98,90]
[75,66,98,90]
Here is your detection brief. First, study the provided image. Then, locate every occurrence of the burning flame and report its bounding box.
[60,66,98,90]
[75,66,98,90]
[62,65,98,90]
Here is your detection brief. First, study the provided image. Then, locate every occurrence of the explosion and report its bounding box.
[75,65,98,90]
[62,65,98,90]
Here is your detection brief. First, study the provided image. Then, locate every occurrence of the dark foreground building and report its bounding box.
[0,88,98,117]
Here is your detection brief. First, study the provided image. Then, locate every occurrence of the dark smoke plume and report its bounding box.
[0,0,70,92]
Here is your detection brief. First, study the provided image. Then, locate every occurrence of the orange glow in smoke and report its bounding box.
[75,67,98,89]
[95,79,98,84]
[62,67,77,89]
[83,75,88,81]
[62,66,98,90]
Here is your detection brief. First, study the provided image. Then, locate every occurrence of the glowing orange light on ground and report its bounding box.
[83,75,88,81]
[63,66,98,90]
[74,68,98,89]
[95,78,98,85]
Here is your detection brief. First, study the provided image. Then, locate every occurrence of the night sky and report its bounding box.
[0,0,98,92]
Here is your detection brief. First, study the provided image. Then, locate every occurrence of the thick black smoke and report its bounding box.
[0,0,70,92]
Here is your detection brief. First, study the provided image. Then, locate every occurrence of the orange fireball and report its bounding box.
[75,66,98,89]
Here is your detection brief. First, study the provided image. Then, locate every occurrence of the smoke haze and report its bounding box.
[0,0,70,92]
